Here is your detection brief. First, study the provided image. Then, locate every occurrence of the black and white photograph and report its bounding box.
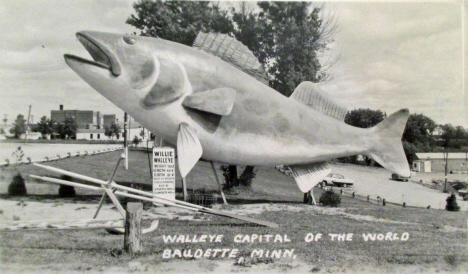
[0,0,467,273]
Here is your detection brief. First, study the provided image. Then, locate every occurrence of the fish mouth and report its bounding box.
[64,32,121,76]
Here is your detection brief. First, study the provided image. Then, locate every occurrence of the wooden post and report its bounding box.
[124,203,143,255]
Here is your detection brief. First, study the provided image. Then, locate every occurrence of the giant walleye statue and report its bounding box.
[64,31,410,193]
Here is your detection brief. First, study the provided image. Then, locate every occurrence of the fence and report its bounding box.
[0,147,124,167]
[319,185,428,209]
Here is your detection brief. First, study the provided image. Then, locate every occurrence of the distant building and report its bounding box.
[415,153,468,173]
[51,105,102,129]
[103,114,116,128]
[76,129,106,140]
[74,115,151,143]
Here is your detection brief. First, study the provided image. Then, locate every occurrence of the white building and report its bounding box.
[76,129,106,140]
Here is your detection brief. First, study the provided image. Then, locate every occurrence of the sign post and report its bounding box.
[152,147,176,206]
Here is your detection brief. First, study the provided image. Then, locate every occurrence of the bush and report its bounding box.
[58,175,76,197]
[8,172,27,196]
[319,190,341,207]
[445,193,460,212]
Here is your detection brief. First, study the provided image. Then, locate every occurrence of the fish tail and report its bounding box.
[368,109,410,177]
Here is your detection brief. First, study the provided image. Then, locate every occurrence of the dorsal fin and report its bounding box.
[192,32,269,85]
[291,81,348,121]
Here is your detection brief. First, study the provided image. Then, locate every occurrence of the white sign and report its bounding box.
[153,147,175,205]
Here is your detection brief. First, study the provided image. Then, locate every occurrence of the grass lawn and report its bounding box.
[0,149,467,273]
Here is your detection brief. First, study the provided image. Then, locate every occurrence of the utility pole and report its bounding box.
[24,105,31,144]
[124,113,128,170]
[129,116,132,144]
[444,149,448,193]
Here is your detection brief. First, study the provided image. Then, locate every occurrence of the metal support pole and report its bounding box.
[93,154,126,219]
[182,178,188,201]
[309,189,316,205]
[93,194,107,219]
[124,113,128,170]
[210,161,228,205]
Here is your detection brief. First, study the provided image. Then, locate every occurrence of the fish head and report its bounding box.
[64,31,187,110]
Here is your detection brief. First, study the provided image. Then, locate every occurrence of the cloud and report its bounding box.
[0,0,136,121]
[322,1,464,126]
[0,0,465,128]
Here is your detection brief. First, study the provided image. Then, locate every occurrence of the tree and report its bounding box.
[105,122,121,140]
[9,114,26,138]
[133,135,141,146]
[344,109,386,165]
[454,126,468,148]
[439,124,461,150]
[127,0,234,46]
[319,189,341,207]
[36,116,54,138]
[402,113,437,163]
[8,172,27,196]
[233,1,337,96]
[345,109,386,129]
[57,117,77,139]
[445,193,460,212]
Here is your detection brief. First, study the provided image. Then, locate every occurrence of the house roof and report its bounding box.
[416,153,468,160]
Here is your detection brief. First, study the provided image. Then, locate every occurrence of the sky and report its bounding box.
[0,0,466,127]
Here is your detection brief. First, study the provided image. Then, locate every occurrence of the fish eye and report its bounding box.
[123,35,137,45]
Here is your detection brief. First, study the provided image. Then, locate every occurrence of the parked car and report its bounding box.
[391,173,410,182]
[321,173,354,187]
[276,165,293,177]
[458,189,467,199]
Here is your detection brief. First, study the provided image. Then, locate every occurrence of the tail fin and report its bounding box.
[369,109,410,177]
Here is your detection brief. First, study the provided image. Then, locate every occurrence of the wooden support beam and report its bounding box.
[124,203,142,255]
[30,175,102,191]
[115,191,278,228]
[32,164,279,228]
[0,218,123,231]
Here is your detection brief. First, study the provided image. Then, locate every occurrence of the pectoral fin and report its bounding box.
[289,162,331,192]
[182,88,236,115]
[177,123,203,178]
